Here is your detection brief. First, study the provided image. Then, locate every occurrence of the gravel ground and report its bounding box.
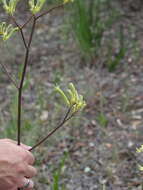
[0,1,143,189]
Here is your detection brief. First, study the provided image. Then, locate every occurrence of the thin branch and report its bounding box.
[11,16,28,49]
[21,15,33,29]
[17,17,36,146]
[18,3,64,27]
[36,4,64,20]
[0,62,19,89]
[30,106,73,151]
[18,27,27,49]
[28,16,36,48]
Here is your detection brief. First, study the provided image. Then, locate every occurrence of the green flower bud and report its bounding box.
[136,145,143,171]
[63,0,74,4]
[136,145,143,153]
[29,0,46,14]
[138,165,143,171]
[0,22,18,41]
[2,0,20,15]
[55,86,70,106]
[55,83,86,113]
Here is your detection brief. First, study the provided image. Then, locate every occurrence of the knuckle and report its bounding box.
[21,150,35,164]
[20,150,28,160]
[27,151,35,163]
[4,138,15,143]
[33,167,37,176]
[17,163,26,174]
[29,166,37,177]
[2,138,12,143]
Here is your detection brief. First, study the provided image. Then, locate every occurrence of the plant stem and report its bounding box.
[20,4,64,30]
[21,15,33,29]
[11,16,27,49]
[17,17,36,190]
[15,3,67,189]
[0,62,19,89]
[17,16,36,146]
[36,4,64,20]
[30,107,73,151]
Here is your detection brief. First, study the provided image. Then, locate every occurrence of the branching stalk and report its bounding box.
[20,4,64,29]
[0,3,78,190]
[17,16,36,146]
[21,15,33,29]
[16,3,65,146]
[11,16,28,49]
[0,62,19,89]
[30,106,73,151]
[36,4,64,20]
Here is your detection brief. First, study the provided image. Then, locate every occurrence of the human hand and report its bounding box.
[0,138,37,190]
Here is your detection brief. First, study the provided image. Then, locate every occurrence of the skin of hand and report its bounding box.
[0,139,37,190]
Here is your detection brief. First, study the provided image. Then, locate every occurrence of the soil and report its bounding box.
[0,1,143,190]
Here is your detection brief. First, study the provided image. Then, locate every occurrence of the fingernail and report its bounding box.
[25,146,32,150]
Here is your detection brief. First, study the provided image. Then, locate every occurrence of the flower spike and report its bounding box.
[136,145,143,153]
[2,0,20,15]
[55,83,86,113]
[63,0,74,4]
[0,22,18,41]
[55,86,70,106]
[136,145,143,171]
[29,0,46,14]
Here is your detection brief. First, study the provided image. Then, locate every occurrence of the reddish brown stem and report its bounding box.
[30,106,74,151]
[36,4,64,20]
[20,4,64,30]
[21,15,33,29]
[17,16,36,146]
[15,3,67,189]
[11,16,27,49]
[0,62,19,89]
[17,17,36,190]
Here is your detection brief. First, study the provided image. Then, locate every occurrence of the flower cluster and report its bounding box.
[1,0,74,16]
[55,83,86,113]
[136,145,143,171]
[1,0,20,15]
[136,145,143,153]
[29,0,46,14]
[0,22,18,41]
[63,0,74,4]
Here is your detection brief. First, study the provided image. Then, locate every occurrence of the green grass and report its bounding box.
[71,0,94,58]
[97,112,108,128]
[51,152,68,190]
[107,25,127,72]
[69,0,120,66]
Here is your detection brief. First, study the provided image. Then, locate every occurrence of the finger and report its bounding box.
[24,150,35,165]
[7,188,17,190]
[20,144,32,151]
[6,140,35,165]
[3,138,17,144]
[24,165,37,178]
[18,178,34,189]
[4,139,32,150]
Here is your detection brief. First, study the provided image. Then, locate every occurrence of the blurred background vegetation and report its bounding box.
[0,0,143,189]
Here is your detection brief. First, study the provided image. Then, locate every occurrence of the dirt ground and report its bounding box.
[0,1,143,190]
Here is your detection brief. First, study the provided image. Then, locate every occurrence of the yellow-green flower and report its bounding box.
[55,86,70,106]
[0,22,18,41]
[2,0,20,15]
[138,165,143,171]
[29,0,46,14]
[136,145,143,171]
[55,83,86,113]
[136,145,143,153]
[63,0,74,4]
